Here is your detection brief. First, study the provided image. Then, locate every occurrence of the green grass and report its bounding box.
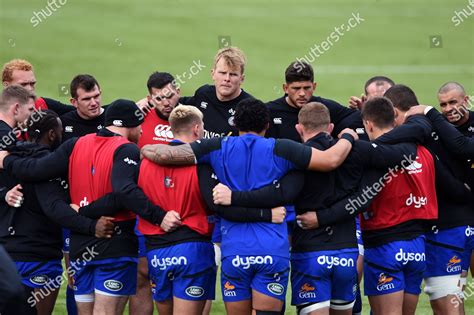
[1,0,473,313]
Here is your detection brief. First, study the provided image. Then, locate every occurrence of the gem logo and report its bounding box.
[395,249,425,265]
[104,280,123,292]
[30,275,49,285]
[65,126,73,133]
[273,118,282,124]
[298,283,316,299]
[405,193,427,209]
[223,281,236,297]
[267,283,284,295]
[200,102,208,109]
[112,120,123,127]
[317,255,355,269]
[154,124,173,140]
[164,176,174,188]
[376,273,395,291]
[151,256,188,270]
[150,280,156,294]
[185,286,204,298]
[446,256,462,273]
[231,255,273,269]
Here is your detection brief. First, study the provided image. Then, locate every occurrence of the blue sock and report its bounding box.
[66,286,78,315]
[352,283,362,314]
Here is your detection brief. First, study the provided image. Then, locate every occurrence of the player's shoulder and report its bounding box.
[310,95,344,108]
[195,84,215,96]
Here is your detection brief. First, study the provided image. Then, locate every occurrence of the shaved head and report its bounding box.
[438,82,466,96]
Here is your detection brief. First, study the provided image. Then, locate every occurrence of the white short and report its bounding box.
[424,274,462,300]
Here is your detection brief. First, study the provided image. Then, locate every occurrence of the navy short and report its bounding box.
[15,260,63,289]
[425,226,466,278]
[221,254,289,302]
[291,248,358,305]
[147,242,216,302]
[364,236,426,296]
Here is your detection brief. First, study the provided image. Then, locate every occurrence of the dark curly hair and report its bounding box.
[233,98,269,133]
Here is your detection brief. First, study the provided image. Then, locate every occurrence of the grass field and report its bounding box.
[1,0,473,314]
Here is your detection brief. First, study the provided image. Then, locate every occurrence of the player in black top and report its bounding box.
[266,61,367,144]
[348,76,395,110]
[179,47,253,139]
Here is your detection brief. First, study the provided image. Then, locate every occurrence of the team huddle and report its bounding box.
[0,46,472,315]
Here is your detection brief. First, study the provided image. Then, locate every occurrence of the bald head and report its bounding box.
[437,82,469,125]
[438,82,466,96]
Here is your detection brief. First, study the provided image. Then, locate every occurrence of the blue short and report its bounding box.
[134,220,147,258]
[62,228,70,253]
[73,258,137,297]
[221,254,289,302]
[291,249,358,305]
[147,242,216,302]
[15,260,63,289]
[425,226,466,278]
[462,225,474,271]
[364,236,426,296]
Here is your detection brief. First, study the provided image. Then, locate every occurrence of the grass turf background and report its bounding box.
[1,0,473,313]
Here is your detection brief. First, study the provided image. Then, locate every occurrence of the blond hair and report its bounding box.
[298,102,330,132]
[169,105,203,135]
[2,59,33,83]
[213,47,246,74]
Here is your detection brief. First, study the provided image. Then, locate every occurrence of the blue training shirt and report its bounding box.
[191,134,312,258]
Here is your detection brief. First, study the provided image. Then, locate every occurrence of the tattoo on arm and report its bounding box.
[141,143,196,165]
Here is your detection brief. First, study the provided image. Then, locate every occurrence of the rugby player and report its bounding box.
[313,97,437,315]
[0,99,172,315]
[132,71,181,315]
[4,110,116,315]
[2,59,74,116]
[266,61,361,142]
[348,76,395,110]
[380,84,472,314]
[141,98,358,314]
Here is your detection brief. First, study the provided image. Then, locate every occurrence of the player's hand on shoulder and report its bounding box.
[405,105,429,119]
[213,183,232,205]
[338,128,359,141]
[348,95,366,110]
[271,206,286,224]
[0,150,10,169]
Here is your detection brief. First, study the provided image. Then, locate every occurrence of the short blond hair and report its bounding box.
[213,47,246,74]
[169,105,203,135]
[2,59,33,83]
[298,102,330,132]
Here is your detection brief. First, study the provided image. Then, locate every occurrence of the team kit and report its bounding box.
[0,47,473,315]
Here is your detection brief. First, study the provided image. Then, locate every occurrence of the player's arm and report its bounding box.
[376,115,432,144]
[77,193,125,218]
[0,138,77,181]
[112,143,167,225]
[275,130,356,172]
[41,97,75,116]
[356,140,417,169]
[141,137,222,166]
[426,107,474,158]
[35,179,98,235]
[197,164,273,222]
[214,170,304,207]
